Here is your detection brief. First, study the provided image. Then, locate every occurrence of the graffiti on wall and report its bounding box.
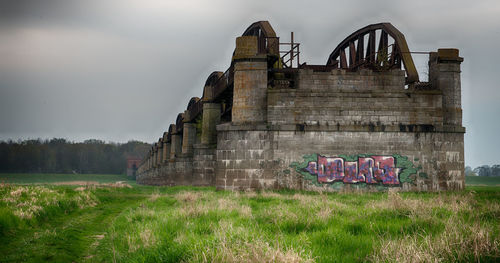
[290,154,421,188]
[305,155,400,185]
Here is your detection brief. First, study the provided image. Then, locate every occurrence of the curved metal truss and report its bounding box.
[185,97,202,122]
[176,113,184,133]
[187,97,200,110]
[326,23,419,84]
[243,21,277,38]
[242,21,279,56]
[204,71,224,87]
[167,124,175,141]
[202,71,224,101]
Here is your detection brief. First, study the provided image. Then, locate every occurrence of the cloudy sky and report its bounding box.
[0,0,499,168]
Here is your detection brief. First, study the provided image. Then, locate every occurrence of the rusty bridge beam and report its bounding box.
[326,22,419,84]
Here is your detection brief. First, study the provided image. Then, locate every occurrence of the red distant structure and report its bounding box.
[126,157,142,179]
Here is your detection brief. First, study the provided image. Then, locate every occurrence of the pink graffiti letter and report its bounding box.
[358,157,376,184]
[318,156,344,183]
[343,161,361,183]
[372,156,400,185]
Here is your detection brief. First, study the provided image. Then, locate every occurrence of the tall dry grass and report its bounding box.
[175,191,252,218]
[192,221,314,263]
[1,185,98,219]
[369,190,500,262]
[371,218,499,262]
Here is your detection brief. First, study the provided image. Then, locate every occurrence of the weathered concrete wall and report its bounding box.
[192,144,216,186]
[215,124,464,191]
[268,69,443,127]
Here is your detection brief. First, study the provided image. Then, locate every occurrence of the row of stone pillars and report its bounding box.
[137,33,270,186]
[136,102,221,185]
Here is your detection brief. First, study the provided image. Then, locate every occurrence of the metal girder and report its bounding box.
[326,23,419,84]
[167,124,175,141]
[242,21,277,38]
[175,113,184,133]
[202,71,224,102]
[185,97,201,123]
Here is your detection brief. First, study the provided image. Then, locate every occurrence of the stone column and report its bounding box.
[163,141,170,163]
[149,151,152,169]
[170,131,182,161]
[201,103,221,145]
[148,151,152,170]
[157,141,163,166]
[153,145,158,168]
[232,36,268,123]
[429,48,464,126]
[182,123,197,156]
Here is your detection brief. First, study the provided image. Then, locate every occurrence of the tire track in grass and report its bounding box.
[0,190,149,262]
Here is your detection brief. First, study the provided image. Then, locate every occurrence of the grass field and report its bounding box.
[0,174,499,262]
[0,173,135,185]
[466,175,500,186]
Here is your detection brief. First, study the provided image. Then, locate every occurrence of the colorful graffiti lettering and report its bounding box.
[305,155,401,185]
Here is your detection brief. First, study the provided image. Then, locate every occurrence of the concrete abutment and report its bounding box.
[136,21,465,192]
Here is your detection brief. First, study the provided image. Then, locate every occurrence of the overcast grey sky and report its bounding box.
[0,0,499,168]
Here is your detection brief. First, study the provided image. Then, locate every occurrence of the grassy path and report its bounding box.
[0,190,149,262]
[1,183,499,262]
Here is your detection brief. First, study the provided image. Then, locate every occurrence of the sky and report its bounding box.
[0,0,499,168]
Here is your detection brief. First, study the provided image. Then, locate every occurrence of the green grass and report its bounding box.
[0,173,134,184]
[0,182,499,263]
[466,175,500,186]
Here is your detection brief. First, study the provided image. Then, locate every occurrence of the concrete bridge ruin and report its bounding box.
[136,21,465,191]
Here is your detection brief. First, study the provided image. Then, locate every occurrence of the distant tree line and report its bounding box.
[471,165,500,177]
[465,165,500,177]
[0,138,150,174]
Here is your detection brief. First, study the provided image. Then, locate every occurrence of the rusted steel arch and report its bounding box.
[205,71,224,86]
[167,124,176,141]
[187,97,200,110]
[243,21,277,38]
[202,71,224,102]
[187,97,201,120]
[326,23,419,84]
[185,97,202,122]
[176,113,185,133]
[241,21,279,55]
